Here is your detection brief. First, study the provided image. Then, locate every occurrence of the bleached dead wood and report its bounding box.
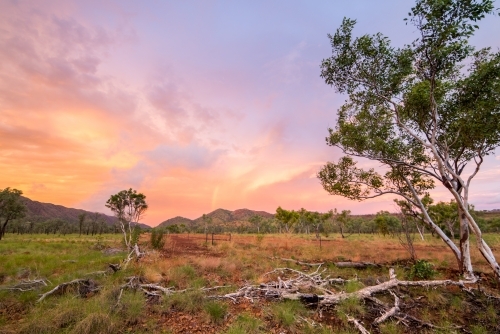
[318,272,471,306]
[37,278,99,302]
[122,244,145,269]
[346,315,371,334]
[1,279,48,292]
[374,290,399,324]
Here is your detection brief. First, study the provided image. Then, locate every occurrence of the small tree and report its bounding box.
[202,214,213,234]
[335,209,352,238]
[78,213,86,236]
[428,200,459,239]
[105,189,148,249]
[275,207,295,233]
[249,215,263,234]
[374,211,401,237]
[150,228,165,250]
[0,188,27,241]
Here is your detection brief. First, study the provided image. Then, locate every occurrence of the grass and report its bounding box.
[0,232,499,333]
[204,300,228,324]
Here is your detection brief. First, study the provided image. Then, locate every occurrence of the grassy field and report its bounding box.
[0,233,499,333]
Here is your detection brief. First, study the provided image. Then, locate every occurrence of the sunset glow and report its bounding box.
[1,0,499,226]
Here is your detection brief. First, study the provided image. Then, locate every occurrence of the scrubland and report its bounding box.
[0,233,499,333]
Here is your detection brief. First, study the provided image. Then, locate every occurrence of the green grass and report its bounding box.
[269,300,307,329]
[204,300,228,324]
[225,313,264,334]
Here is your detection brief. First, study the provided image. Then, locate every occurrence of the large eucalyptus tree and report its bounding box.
[318,0,500,280]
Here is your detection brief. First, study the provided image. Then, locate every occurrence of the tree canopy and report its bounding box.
[0,188,26,241]
[318,0,500,280]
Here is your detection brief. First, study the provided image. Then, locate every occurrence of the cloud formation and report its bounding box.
[1,0,499,225]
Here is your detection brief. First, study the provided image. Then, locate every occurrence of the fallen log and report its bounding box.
[334,261,379,268]
[37,278,99,302]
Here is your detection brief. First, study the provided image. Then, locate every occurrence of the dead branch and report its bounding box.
[318,270,470,306]
[1,279,48,292]
[334,261,379,269]
[346,315,371,334]
[37,279,99,302]
[275,257,324,267]
[374,290,399,324]
[122,244,145,269]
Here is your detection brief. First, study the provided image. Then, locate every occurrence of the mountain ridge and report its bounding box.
[22,196,151,228]
[158,208,274,228]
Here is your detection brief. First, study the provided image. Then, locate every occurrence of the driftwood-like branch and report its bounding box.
[37,279,99,302]
[1,279,48,292]
[347,315,371,334]
[374,290,400,324]
[122,244,145,269]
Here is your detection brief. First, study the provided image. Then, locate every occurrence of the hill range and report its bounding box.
[21,197,150,229]
[158,208,275,229]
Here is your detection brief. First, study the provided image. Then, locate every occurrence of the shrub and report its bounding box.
[204,301,228,324]
[150,229,165,250]
[409,260,436,280]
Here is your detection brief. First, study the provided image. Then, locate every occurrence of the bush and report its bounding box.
[409,260,436,280]
[204,301,228,324]
[150,229,165,250]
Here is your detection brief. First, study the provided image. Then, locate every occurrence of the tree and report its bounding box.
[249,215,263,233]
[428,200,459,239]
[335,209,352,238]
[78,213,86,236]
[275,207,294,233]
[202,214,212,234]
[374,211,401,237]
[0,188,27,241]
[318,0,500,280]
[105,189,148,249]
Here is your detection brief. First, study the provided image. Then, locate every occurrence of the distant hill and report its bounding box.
[21,197,151,229]
[158,208,274,229]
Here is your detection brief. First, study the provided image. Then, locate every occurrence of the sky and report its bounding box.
[1,0,499,226]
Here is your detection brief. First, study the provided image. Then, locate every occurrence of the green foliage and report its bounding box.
[0,187,27,241]
[374,211,401,236]
[428,200,459,238]
[150,229,165,250]
[204,300,228,324]
[409,260,436,280]
[131,225,141,245]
